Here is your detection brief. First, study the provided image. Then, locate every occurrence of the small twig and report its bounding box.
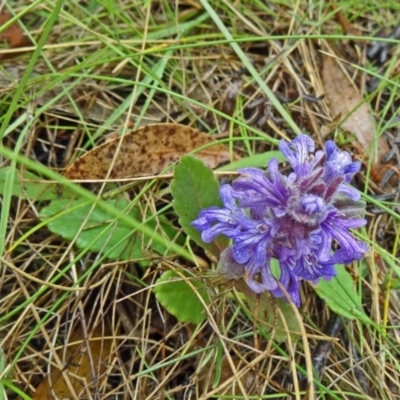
[349,342,371,395]
[311,314,343,380]
[368,20,400,63]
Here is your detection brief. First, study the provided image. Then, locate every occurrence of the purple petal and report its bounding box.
[233,166,288,209]
[272,264,301,306]
[245,258,278,292]
[279,134,315,176]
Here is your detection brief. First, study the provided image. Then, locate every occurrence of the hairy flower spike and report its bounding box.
[192,134,368,306]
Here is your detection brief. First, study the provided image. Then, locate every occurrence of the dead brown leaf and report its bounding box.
[0,12,31,60]
[32,326,113,400]
[322,56,389,167]
[65,123,236,179]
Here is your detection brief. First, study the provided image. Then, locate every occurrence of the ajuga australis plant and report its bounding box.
[192,135,368,306]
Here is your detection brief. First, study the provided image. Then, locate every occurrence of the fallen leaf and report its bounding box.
[0,12,31,60]
[322,56,389,167]
[65,123,236,179]
[32,326,113,400]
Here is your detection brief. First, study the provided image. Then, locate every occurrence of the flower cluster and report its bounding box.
[192,135,368,306]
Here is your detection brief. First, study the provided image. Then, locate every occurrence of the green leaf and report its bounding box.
[0,167,75,201]
[154,270,211,324]
[40,198,177,262]
[216,150,285,171]
[314,265,369,320]
[171,155,228,257]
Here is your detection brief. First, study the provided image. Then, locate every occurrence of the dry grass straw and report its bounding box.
[1,0,399,399]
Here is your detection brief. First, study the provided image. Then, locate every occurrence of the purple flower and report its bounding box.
[192,134,368,306]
